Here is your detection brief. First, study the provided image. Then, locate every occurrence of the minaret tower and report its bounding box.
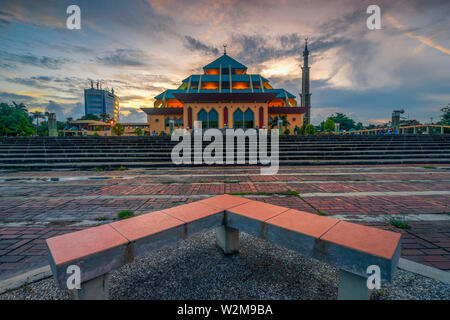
[300,38,311,125]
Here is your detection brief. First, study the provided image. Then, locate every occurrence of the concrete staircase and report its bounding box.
[1,135,450,169]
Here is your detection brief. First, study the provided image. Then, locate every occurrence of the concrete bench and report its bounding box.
[46,195,401,300]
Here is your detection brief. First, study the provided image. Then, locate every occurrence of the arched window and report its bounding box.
[187,107,193,129]
[244,108,254,128]
[259,107,264,128]
[233,108,244,128]
[209,109,219,128]
[223,107,228,127]
[197,109,208,128]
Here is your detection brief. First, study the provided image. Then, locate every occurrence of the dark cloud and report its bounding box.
[184,36,219,56]
[0,51,70,69]
[96,49,149,67]
[0,91,34,102]
[0,10,13,28]
[231,33,351,65]
[6,76,86,95]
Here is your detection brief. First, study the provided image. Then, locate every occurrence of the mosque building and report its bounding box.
[142,41,311,134]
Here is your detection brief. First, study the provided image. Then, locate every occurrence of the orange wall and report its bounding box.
[147,114,165,133]
[183,103,269,129]
[165,99,183,108]
[146,105,304,134]
[201,82,219,90]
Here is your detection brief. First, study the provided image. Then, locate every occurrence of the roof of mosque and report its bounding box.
[173,92,279,103]
[154,53,297,102]
[155,88,296,100]
[203,54,247,70]
[182,74,269,83]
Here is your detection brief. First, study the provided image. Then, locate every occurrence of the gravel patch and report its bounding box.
[1,230,449,300]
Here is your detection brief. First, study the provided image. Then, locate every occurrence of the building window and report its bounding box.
[197,108,208,128]
[259,107,264,128]
[233,108,244,128]
[197,108,218,129]
[244,108,254,128]
[233,108,254,129]
[155,119,159,123]
[209,109,219,128]
[188,107,193,129]
[224,107,228,126]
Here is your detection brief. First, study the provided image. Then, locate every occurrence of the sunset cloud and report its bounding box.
[0,0,449,124]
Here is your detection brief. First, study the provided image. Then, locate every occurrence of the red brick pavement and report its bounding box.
[1,164,449,280]
[0,218,448,282]
[0,226,86,280]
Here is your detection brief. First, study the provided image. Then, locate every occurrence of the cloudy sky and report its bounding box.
[0,0,449,124]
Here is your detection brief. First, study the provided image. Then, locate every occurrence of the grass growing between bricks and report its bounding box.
[117,210,135,220]
[389,217,411,229]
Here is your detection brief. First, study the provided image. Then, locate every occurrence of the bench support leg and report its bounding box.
[70,273,110,300]
[216,225,239,254]
[338,269,370,300]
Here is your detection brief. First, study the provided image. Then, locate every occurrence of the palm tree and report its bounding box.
[31,111,44,136]
[12,101,28,112]
[269,114,290,129]
[100,113,111,123]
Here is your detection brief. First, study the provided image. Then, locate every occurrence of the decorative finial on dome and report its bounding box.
[223,44,227,55]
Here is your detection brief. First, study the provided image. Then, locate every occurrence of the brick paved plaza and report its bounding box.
[0,164,449,282]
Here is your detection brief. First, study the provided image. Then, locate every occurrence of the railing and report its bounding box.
[339,124,450,135]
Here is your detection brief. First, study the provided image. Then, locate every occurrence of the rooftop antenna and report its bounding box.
[90,80,94,89]
[223,44,227,55]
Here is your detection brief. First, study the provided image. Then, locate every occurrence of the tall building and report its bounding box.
[300,39,312,125]
[141,48,308,134]
[84,81,120,122]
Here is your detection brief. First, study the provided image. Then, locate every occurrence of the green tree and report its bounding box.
[134,127,143,136]
[325,113,359,131]
[30,111,45,136]
[80,114,100,121]
[304,124,316,135]
[36,120,49,136]
[269,114,290,130]
[111,123,125,136]
[0,102,34,136]
[438,104,450,125]
[12,101,28,112]
[100,113,111,123]
[323,119,335,133]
